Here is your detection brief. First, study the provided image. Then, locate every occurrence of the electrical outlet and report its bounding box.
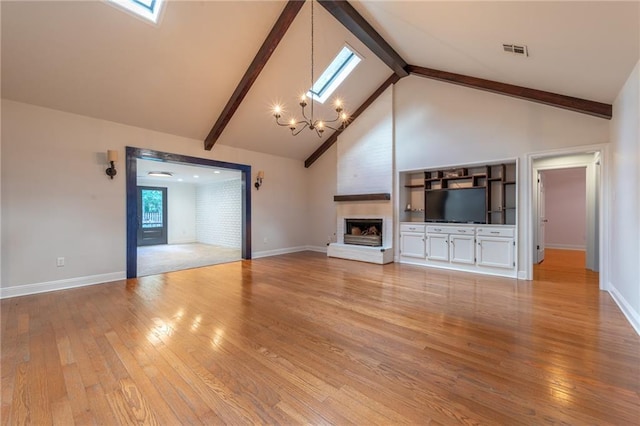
[263,237,268,243]
[56,257,65,267]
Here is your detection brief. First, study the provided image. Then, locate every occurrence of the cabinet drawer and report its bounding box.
[426,226,450,234]
[448,227,474,235]
[476,227,515,238]
[401,224,425,233]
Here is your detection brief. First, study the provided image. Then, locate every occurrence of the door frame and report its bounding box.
[126,146,252,278]
[536,170,546,264]
[525,143,608,290]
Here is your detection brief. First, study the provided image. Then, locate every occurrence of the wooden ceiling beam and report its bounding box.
[204,0,305,151]
[406,65,612,119]
[305,73,401,168]
[317,0,408,78]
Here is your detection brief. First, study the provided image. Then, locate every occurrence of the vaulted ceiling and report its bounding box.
[2,1,638,163]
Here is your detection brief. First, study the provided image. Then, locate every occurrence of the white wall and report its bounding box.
[335,86,394,248]
[137,178,197,244]
[542,168,586,250]
[306,144,337,250]
[1,100,309,291]
[609,60,640,334]
[196,179,242,248]
[394,77,610,274]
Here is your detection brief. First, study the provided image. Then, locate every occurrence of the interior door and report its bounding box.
[537,171,546,263]
[137,186,168,246]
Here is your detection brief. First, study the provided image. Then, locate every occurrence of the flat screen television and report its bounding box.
[425,187,486,223]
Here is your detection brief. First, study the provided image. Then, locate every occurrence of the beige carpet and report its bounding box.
[137,243,241,277]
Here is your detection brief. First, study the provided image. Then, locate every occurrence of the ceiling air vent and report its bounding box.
[503,44,529,57]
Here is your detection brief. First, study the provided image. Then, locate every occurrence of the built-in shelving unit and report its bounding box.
[400,162,517,225]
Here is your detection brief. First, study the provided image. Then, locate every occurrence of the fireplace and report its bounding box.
[344,218,383,247]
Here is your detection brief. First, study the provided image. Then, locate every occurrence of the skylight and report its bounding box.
[108,0,165,24]
[307,45,362,104]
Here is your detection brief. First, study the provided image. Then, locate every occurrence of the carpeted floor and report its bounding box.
[137,243,241,277]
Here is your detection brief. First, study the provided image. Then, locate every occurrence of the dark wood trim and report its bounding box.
[125,147,252,278]
[406,65,612,119]
[204,1,305,150]
[334,193,391,202]
[125,148,138,279]
[304,73,401,168]
[318,0,408,78]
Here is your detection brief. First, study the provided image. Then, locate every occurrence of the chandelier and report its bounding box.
[273,0,348,137]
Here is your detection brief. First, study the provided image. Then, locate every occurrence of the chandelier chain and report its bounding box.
[272,0,348,137]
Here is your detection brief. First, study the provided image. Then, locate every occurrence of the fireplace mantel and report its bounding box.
[333,193,390,202]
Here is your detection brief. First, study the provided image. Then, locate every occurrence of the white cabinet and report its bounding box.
[399,223,516,278]
[450,234,475,264]
[426,233,449,261]
[400,224,425,258]
[401,232,425,258]
[427,227,475,264]
[476,227,515,269]
[477,237,514,268]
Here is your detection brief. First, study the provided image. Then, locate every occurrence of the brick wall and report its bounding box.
[195,179,242,248]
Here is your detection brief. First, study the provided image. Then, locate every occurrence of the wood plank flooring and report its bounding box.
[2,251,639,424]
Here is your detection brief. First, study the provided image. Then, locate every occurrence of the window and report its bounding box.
[307,45,362,104]
[108,0,165,24]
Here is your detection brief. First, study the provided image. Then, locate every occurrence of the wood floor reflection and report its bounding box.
[2,251,638,424]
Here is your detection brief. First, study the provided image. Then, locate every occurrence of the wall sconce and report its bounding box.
[105,150,118,179]
[254,170,264,190]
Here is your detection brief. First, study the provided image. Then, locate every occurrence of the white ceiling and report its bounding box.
[2,1,638,162]
[351,1,639,103]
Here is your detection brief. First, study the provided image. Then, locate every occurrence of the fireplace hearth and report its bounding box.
[344,218,383,247]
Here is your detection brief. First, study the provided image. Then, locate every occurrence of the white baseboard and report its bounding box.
[517,270,529,280]
[608,284,640,336]
[305,245,328,254]
[252,246,309,259]
[1,272,126,299]
[545,244,586,250]
[167,239,198,245]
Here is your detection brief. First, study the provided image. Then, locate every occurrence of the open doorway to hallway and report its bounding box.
[126,147,252,279]
[531,150,602,283]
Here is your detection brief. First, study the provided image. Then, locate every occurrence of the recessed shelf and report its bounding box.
[404,184,425,188]
[425,185,485,191]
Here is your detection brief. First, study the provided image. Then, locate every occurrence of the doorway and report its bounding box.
[529,147,605,288]
[137,186,168,246]
[125,147,252,279]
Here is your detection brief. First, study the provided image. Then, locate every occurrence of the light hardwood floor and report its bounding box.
[2,251,638,424]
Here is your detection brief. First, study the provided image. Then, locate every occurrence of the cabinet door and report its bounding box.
[449,234,475,265]
[426,234,449,261]
[400,232,425,258]
[477,237,514,269]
